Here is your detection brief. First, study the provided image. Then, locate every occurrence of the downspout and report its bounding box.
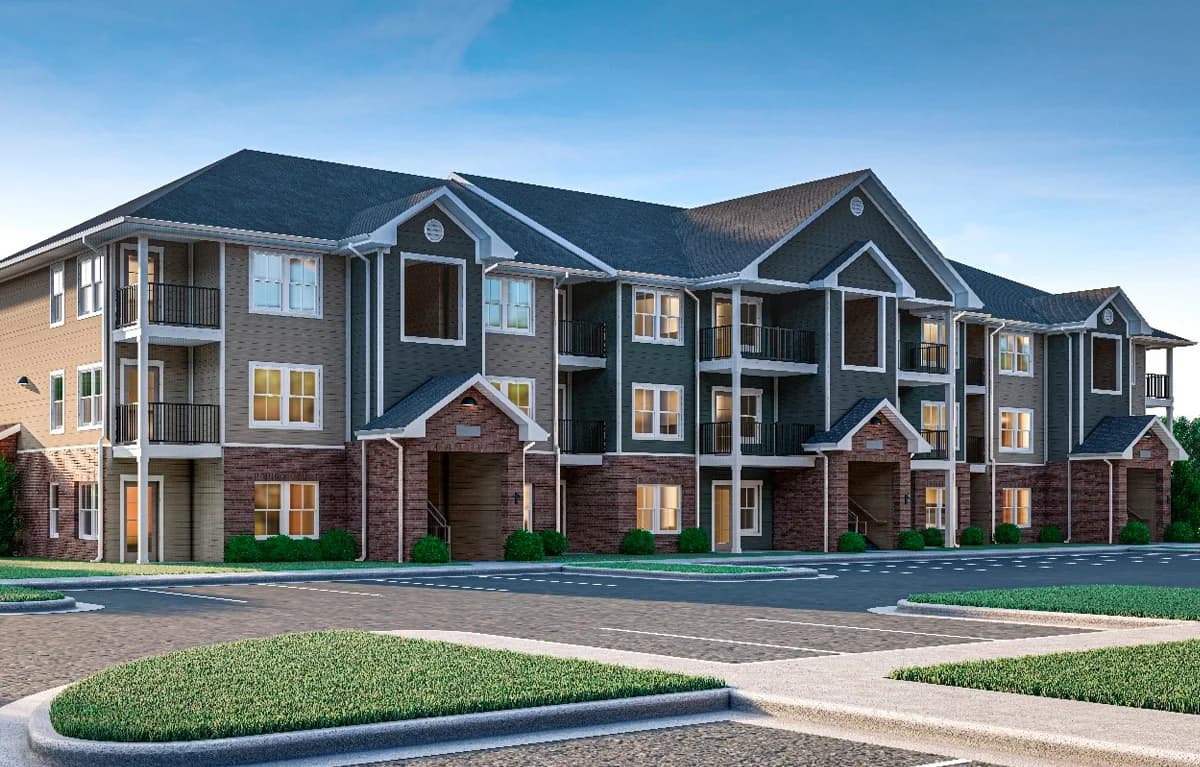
[83,234,106,562]
[385,437,404,562]
[1103,458,1114,544]
[347,243,371,560]
[948,311,966,547]
[987,321,1007,538]
[1064,331,1074,542]
[683,288,701,529]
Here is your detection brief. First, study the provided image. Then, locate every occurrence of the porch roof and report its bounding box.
[1072,416,1187,461]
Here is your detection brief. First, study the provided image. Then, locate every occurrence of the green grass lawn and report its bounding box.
[572,561,785,574]
[0,585,64,602]
[0,558,460,581]
[908,585,1200,620]
[50,631,724,742]
[891,640,1200,714]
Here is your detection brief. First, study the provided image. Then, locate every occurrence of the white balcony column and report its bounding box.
[944,309,958,547]
[731,285,743,554]
[136,235,150,564]
[1166,347,1175,430]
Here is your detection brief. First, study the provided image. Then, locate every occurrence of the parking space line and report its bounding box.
[912,760,970,767]
[598,627,844,655]
[745,617,996,641]
[129,587,247,604]
[261,584,385,597]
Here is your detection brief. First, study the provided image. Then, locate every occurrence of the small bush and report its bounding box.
[0,455,21,557]
[837,531,866,553]
[538,530,569,557]
[224,535,260,563]
[620,528,656,555]
[294,538,323,562]
[319,529,357,561]
[259,535,296,562]
[994,523,1022,545]
[960,525,985,546]
[1039,525,1064,544]
[897,529,925,551]
[413,535,450,563]
[1164,520,1196,543]
[504,529,545,561]
[921,527,945,547]
[677,527,711,554]
[1119,520,1151,545]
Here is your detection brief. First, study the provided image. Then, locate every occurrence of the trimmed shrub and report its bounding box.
[319,529,357,561]
[960,525,986,546]
[1039,525,1064,544]
[413,535,450,563]
[0,455,21,556]
[994,523,1022,545]
[837,531,866,553]
[897,529,925,551]
[538,530,569,557]
[294,538,323,562]
[1119,520,1151,545]
[921,527,945,548]
[224,535,260,563]
[1164,520,1196,543]
[259,535,296,562]
[677,527,711,554]
[504,529,545,561]
[620,528,656,556]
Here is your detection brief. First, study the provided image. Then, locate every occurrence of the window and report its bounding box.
[78,253,104,317]
[715,481,764,536]
[1001,487,1032,527]
[484,276,533,333]
[1091,334,1121,394]
[250,363,321,428]
[924,487,946,529]
[50,264,64,326]
[250,250,321,317]
[632,383,683,440]
[254,481,318,538]
[999,407,1033,453]
[921,401,946,431]
[403,254,464,343]
[998,332,1033,375]
[49,484,60,539]
[713,294,763,352]
[713,388,762,447]
[921,318,946,346]
[843,295,883,369]
[632,288,682,343]
[636,484,681,533]
[78,365,103,430]
[49,371,64,433]
[490,377,533,416]
[77,483,98,540]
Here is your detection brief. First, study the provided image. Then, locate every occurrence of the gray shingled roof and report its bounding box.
[360,372,475,433]
[1029,287,1118,325]
[951,260,1125,326]
[1073,416,1156,456]
[805,398,889,446]
[811,241,870,282]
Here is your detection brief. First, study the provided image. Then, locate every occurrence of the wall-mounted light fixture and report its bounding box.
[869,415,882,426]
[16,375,32,389]
[460,396,479,409]
[512,492,521,506]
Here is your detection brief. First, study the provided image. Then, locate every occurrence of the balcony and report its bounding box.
[115,402,221,447]
[559,419,607,455]
[965,355,986,387]
[700,421,817,461]
[114,283,221,344]
[918,429,949,460]
[558,320,608,371]
[699,325,817,376]
[1146,373,1172,403]
[900,342,949,377]
[966,435,986,464]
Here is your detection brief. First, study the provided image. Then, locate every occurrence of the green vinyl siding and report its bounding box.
[828,293,897,420]
[1082,303,1130,438]
[621,283,696,453]
[565,281,618,447]
[698,468,774,550]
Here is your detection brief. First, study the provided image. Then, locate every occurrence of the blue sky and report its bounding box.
[2,0,1197,410]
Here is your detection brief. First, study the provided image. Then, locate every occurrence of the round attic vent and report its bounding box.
[1102,307,1114,325]
[850,196,865,216]
[424,219,445,243]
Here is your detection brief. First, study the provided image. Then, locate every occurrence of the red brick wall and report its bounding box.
[0,433,17,463]
[832,411,913,549]
[14,448,99,560]
[1068,430,1172,543]
[222,446,352,546]
[773,465,825,551]
[525,452,559,532]
[562,455,695,554]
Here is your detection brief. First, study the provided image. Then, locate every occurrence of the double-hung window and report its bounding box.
[636,484,681,533]
[254,481,318,538]
[924,487,946,529]
[49,371,65,433]
[250,250,321,317]
[77,483,98,540]
[78,254,104,318]
[998,332,1033,375]
[632,288,682,343]
[78,365,103,430]
[632,383,683,440]
[490,377,534,416]
[484,276,533,333]
[250,363,321,429]
[998,407,1033,453]
[49,484,60,539]
[50,264,64,326]
[1001,488,1032,527]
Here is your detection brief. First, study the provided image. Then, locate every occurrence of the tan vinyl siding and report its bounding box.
[105,458,202,562]
[192,458,224,561]
[483,274,555,449]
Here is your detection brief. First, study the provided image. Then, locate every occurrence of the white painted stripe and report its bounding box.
[598,627,844,655]
[745,617,996,641]
[912,760,970,767]
[262,584,384,597]
[130,588,247,604]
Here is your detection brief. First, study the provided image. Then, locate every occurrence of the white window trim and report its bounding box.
[711,293,764,326]
[49,263,64,328]
[76,252,105,319]
[49,369,65,434]
[489,376,536,417]
[1001,487,1032,528]
[484,275,535,335]
[118,242,165,285]
[253,480,320,539]
[713,479,763,536]
[840,292,886,372]
[248,362,324,431]
[637,483,682,534]
[400,252,467,346]
[77,363,104,431]
[48,483,60,539]
[920,400,946,431]
[998,406,1035,454]
[712,386,764,443]
[631,382,685,441]
[77,483,98,540]
[924,487,946,529]
[248,249,323,319]
[998,331,1035,377]
[631,286,685,346]
[1091,332,1123,395]
[921,317,947,346]
[118,358,166,403]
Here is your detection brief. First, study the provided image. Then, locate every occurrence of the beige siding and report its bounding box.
[484,274,556,449]
[991,332,1045,464]
[105,458,200,561]
[192,458,224,561]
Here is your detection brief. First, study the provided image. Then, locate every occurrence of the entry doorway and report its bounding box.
[711,481,762,551]
[428,452,506,561]
[1127,468,1159,526]
[122,475,163,562]
[847,462,895,548]
[712,483,733,551]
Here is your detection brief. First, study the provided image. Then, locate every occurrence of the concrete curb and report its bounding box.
[27,689,731,767]
[731,690,1200,767]
[714,543,1173,567]
[563,565,817,580]
[894,599,1181,629]
[0,596,75,614]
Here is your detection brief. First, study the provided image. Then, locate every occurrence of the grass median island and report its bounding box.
[50,631,725,742]
[0,585,64,602]
[891,640,1200,714]
[0,557,460,581]
[576,561,786,574]
[907,585,1200,620]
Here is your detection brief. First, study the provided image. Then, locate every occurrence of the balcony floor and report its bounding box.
[113,324,223,346]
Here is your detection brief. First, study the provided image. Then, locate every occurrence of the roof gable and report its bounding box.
[805,398,929,452]
[1072,415,1187,461]
[358,373,549,442]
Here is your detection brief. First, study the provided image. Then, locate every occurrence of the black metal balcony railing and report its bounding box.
[115,403,221,445]
[1146,373,1171,400]
[965,355,986,386]
[700,421,817,456]
[966,435,986,464]
[901,342,949,374]
[559,419,607,454]
[115,283,221,329]
[558,320,607,358]
[700,325,817,364]
[920,429,949,460]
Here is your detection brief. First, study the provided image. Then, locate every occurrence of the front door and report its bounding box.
[121,361,163,441]
[123,246,162,321]
[123,478,161,561]
[712,483,733,552]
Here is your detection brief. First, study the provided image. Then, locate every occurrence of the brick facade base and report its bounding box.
[222,446,352,546]
[14,448,99,560]
[563,455,696,554]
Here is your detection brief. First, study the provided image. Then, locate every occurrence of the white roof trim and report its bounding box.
[343,188,518,263]
[0,423,20,441]
[1071,418,1187,462]
[809,240,915,298]
[805,399,930,453]
[1084,290,1151,335]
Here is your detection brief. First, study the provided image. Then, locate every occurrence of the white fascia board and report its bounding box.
[807,399,930,453]
[1,216,127,273]
[345,189,519,264]
[809,240,915,298]
[0,424,20,440]
[127,217,339,248]
[1084,290,1151,336]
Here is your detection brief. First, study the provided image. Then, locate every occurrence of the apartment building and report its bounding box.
[0,150,1189,562]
